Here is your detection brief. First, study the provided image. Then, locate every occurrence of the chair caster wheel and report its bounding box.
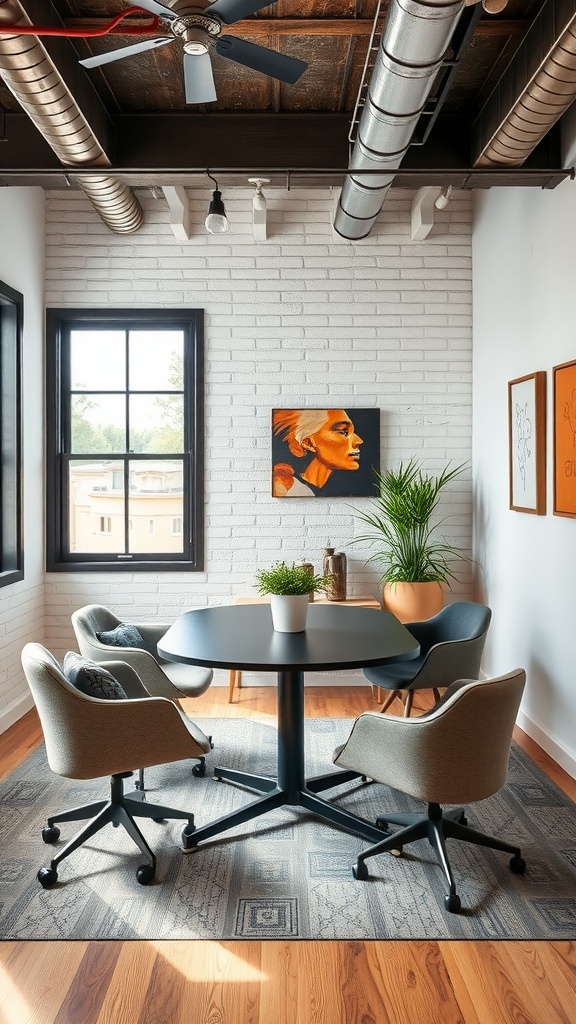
[458,814,468,826]
[152,818,165,823]
[136,864,155,885]
[42,825,60,844]
[192,761,206,778]
[444,893,461,913]
[353,861,369,880]
[375,817,388,829]
[182,823,196,849]
[510,855,526,874]
[38,866,58,888]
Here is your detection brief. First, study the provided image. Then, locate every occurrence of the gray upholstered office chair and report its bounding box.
[333,668,527,912]
[21,642,209,888]
[364,601,492,714]
[71,604,213,703]
[72,604,214,789]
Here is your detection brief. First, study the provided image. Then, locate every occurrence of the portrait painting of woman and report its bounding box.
[271,408,380,497]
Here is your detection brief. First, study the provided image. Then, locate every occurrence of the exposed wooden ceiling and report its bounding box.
[0,0,572,190]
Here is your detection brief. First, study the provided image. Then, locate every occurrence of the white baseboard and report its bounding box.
[0,692,35,737]
[211,669,368,688]
[516,709,576,781]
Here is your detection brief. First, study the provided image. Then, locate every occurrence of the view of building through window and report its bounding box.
[67,328,185,556]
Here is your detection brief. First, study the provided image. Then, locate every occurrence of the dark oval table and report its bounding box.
[158,603,419,849]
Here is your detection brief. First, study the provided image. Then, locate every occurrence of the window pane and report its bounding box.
[128,459,184,553]
[71,394,126,453]
[68,460,125,553]
[129,331,183,391]
[70,330,126,391]
[129,394,184,453]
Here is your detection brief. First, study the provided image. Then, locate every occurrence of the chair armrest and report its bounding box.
[403,617,438,652]
[48,692,211,779]
[404,633,487,689]
[100,660,152,698]
[333,710,427,788]
[135,624,172,650]
[418,677,477,717]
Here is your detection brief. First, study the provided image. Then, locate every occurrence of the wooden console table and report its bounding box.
[228,594,381,702]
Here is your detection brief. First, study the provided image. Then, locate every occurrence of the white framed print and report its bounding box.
[508,371,546,514]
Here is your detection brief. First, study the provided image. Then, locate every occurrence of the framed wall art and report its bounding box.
[271,408,380,497]
[508,371,546,515]
[553,358,576,518]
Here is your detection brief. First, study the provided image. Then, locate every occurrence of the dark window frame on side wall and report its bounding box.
[45,308,204,573]
[0,278,24,588]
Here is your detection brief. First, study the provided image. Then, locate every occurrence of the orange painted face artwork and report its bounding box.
[303,410,363,471]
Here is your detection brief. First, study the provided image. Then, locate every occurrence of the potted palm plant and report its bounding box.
[255,561,333,632]
[350,458,469,622]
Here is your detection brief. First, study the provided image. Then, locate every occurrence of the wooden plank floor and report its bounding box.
[1,685,575,1024]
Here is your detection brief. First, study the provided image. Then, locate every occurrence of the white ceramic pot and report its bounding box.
[270,593,310,632]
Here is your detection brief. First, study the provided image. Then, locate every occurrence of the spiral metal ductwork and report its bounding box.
[0,0,143,233]
[474,0,576,166]
[334,0,466,240]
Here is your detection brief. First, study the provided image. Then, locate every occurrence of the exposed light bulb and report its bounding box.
[205,189,228,234]
[434,185,453,210]
[249,177,269,241]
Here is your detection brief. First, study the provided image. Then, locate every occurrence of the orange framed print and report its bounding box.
[553,359,576,517]
[271,408,380,497]
[508,371,546,514]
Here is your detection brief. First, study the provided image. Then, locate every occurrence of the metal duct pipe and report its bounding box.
[0,0,143,233]
[474,0,576,167]
[334,0,465,240]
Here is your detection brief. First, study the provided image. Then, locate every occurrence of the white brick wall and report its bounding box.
[43,185,473,675]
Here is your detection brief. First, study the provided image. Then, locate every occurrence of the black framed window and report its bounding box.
[0,278,24,588]
[46,308,204,572]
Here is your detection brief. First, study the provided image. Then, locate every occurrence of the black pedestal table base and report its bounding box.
[182,669,390,850]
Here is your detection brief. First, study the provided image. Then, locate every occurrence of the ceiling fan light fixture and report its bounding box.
[205,176,228,233]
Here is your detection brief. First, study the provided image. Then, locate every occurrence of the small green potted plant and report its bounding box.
[255,560,333,632]
[350,458,469,621]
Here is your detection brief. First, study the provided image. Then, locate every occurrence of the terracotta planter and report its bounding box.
[270,593,310,632]
[382,581,444,623]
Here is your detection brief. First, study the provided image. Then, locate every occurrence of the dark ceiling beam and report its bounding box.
[113,113,351,168]
[0,167,569,190]
[1,109,564,174]
[61,16,529,38]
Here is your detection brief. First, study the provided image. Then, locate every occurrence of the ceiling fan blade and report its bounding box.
[208,0,278,27]
[216,35,307,84]
[183,51,217,104]
[79,36,174,69]
[127,0,179,19]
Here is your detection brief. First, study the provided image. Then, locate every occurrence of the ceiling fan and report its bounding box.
[78,0,308,105]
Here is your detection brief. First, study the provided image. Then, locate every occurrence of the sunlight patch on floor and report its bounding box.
[150,940,268,982]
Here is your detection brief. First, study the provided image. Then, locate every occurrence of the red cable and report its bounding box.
[0,6,163,38]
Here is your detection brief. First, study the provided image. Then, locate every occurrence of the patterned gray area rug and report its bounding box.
[1,717,575,940]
